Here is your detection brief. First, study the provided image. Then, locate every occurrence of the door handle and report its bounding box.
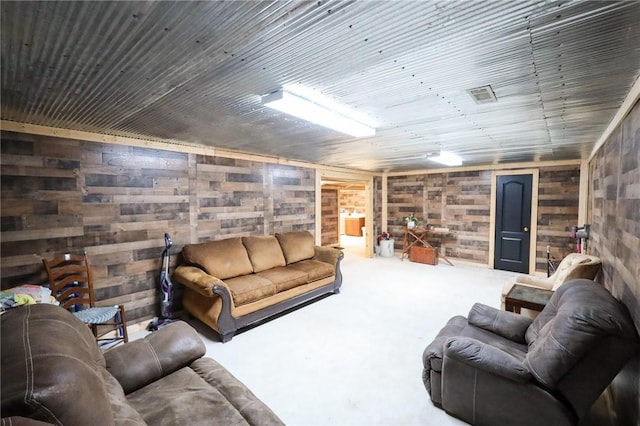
[524,227,529,232]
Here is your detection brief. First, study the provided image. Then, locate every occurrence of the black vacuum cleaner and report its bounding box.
[147,233,176,331]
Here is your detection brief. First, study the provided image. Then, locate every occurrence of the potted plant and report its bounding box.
[376,231,395,257]
[404,213,419,229]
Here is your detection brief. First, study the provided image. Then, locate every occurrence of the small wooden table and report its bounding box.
[505,284,554,314]
[401,227,453,266]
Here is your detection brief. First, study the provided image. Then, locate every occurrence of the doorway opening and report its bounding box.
[319,175,373,258]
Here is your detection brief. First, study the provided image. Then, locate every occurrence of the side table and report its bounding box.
[505,284,554,314]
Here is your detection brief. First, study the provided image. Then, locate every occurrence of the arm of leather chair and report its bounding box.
[514,274,554,290]
[444,337,532,382]
[468,303,533,344]
[104,321,206,394]
[442,337,576,426]
[172,265,227,297]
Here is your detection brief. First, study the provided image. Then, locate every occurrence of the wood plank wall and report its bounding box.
[373,176,382,239]
[0,131,315,325]
[587,101,639,426]
[321,188,339,246]
[385,166,580,268]
[536,165,581,270]
[339,190,366,214]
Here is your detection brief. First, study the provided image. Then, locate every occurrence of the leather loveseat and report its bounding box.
[1,303,284,425]
[173,231,343,342]
[423,279,639,426]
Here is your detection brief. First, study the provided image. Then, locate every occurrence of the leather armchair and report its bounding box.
[500,253,601,315]
[423,279,638,426]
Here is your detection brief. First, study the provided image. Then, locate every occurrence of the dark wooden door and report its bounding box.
[494,174,532,273]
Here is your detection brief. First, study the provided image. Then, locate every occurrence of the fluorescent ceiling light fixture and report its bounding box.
[429,151,463,167]
[262,86,376,138]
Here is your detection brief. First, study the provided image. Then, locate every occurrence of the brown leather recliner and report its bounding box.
[1,303,284,425]
[423,279,639,426]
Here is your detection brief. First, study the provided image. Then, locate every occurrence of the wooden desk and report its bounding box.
[401,227,454,266]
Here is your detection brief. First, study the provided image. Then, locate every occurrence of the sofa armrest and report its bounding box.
[313,246,343,266]
[172,265,227,297]
[514,275,554,290]
[444,337,531,383]
[468,303,533,344]
[104,321,206,394]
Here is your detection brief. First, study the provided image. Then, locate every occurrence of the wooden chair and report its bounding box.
[42,252,128,348]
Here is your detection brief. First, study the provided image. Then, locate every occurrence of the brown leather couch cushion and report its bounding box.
[105,321,206,394]
[242,236,286,272]
[1,304,114,425]
[183,238,253,279]
[286,260,335,282]
[224,274,276,306]
[275,231,315,264]
[256,267,308,292]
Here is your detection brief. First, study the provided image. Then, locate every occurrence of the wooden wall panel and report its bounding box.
[588,100,639,426]
[373,176,382,239]
[441,171,492,263]
[321,189,339,246]
[535,166,580,270]
[269,164,316,234]
[1,131,315,326]
[339,190,366,214]
[387,175,425,249]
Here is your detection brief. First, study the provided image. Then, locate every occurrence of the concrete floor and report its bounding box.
[179,236,521,425]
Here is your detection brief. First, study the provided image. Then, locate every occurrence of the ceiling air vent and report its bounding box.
[467,85,497,104]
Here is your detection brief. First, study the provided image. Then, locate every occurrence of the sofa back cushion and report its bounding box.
[525,279,638,388]
[1,304,115,424]
[242,236,287,273]
[275,231,315,264]
[182,238,253,279]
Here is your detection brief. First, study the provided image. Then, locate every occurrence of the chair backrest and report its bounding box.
[549,253,601,290]
[42,252,95,311]
[524,279,638,418]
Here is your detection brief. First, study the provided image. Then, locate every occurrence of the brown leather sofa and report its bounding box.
[423,279,639,426]
[173,231,343,342]
[1,303,284,425]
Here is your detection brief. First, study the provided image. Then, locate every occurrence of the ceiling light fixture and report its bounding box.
[262,86,376,138]
[429,151,463,167]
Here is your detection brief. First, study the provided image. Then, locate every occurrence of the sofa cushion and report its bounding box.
[224,274,277,306]
[275,231,315,264]
[190,358,285,425]
[127,366,268,425]
[0,304,114,424]
[256,267,308,292]
[183,238,253,280]
[242,235,286,273]
[100,369,147,425]
[286,260,335,282]
[105,321,206,394]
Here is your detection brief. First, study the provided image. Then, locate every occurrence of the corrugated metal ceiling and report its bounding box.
[1,0,639,172]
